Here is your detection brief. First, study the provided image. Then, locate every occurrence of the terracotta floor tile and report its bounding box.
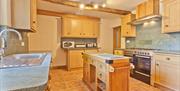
[49,68,160,91]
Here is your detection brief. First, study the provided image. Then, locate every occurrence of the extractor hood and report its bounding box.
[129,14,162,25]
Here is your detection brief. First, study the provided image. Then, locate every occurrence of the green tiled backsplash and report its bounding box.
[0,26,28,55]
[126,20,180,51]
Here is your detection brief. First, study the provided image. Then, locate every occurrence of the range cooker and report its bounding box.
[124,48,156,84]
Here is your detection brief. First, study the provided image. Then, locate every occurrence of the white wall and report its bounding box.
[28,15,66,66]
[99,18,125,53]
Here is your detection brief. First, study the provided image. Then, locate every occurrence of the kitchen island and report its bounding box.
[0,53,52,91]
[82,52,130,91]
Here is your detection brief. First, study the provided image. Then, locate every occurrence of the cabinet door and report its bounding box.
[93,20,100,38]
[83,19,94,37]
[162,0,180,33]
[68,50,84,69]
[62,17,83,37]
[62,17,71,37]
[11,0,36,31]
[146,0,154,16]
[136,3,146,19]
[11,0,30,29]
[121,14,136,37]
[70,18,83,37]
[30,0,37,31]
[146,0,159,16]
[155,60,179,90]
[82,19,100,38]
[0,0,11,26]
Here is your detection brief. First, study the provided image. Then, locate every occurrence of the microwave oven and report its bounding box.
[62,41,75,48]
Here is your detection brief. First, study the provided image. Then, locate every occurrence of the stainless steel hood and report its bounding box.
[129,14,162,25]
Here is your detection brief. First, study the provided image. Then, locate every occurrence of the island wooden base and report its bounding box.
[82,53,130,91]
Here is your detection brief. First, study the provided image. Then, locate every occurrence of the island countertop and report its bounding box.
[0,53,52,91]
[83,52,130,64]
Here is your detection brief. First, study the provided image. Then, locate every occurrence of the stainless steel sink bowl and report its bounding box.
[0,53,47,69]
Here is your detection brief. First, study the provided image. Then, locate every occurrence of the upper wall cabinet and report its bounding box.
[121,14,136,37]
[11,0,37,31]
[62,16,100,38]
[162,0,180,33]
[136,0,159,19]
[0,0,11,26]
[0,0,37,31]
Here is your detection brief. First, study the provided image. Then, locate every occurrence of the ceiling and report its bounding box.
[69,0,146,11]
[38,0,146,19]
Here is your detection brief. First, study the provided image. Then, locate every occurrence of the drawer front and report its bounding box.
[97,61,107,73]
[155,54,180,66]
[97,70,106,83]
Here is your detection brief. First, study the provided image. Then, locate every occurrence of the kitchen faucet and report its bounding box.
[0,28,23,60]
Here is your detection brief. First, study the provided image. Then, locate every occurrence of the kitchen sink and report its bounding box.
[0,53,47,69]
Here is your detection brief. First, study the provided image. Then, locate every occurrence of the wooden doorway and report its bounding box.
[113,26,121,49]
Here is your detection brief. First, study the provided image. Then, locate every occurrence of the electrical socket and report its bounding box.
[21,42,25,46]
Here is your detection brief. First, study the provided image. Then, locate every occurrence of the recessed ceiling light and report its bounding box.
[93,4,99,9]
[79,3,85,10]
[102,3,106,7]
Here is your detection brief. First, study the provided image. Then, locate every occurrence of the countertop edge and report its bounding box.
[0,53,52,91]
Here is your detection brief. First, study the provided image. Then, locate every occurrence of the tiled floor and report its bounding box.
[49,68,161,91]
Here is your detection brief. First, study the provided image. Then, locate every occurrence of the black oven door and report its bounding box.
[134,55,151,75]
[131,55,151,84]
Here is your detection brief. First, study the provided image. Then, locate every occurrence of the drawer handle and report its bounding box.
[165,25,169,27]
[99,73,102,78]
[156,63,159,66]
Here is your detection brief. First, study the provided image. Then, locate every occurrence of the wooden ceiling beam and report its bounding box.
[37,9,101,20]
[41,0,131,15]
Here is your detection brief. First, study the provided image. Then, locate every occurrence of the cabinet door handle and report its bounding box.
[165,25,169,27]
[156,64,159,66]
[32,21,36,24]
[166,57,170,60]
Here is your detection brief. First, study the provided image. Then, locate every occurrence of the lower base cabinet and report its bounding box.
[67,49,98,70]
[154,53,180,91]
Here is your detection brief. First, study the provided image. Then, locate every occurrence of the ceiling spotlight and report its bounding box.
[79,3,85,10]
[93,4,99,9]
[102,3,106,7]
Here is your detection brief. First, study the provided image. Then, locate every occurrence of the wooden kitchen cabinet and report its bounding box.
[11,0,37,31]
[67,49,98,70]
[154,53,180,91]
[67,50,84,70]
[62,16,100,38]
[136,0,159,19]
[62,17,83,37]
[136,3,146,19]
[121,14,136,37]
[162,0,180,33]
[0,0,11,26]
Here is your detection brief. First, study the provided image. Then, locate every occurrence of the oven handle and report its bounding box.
[135,71,150,77]
[135,55,151,59]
